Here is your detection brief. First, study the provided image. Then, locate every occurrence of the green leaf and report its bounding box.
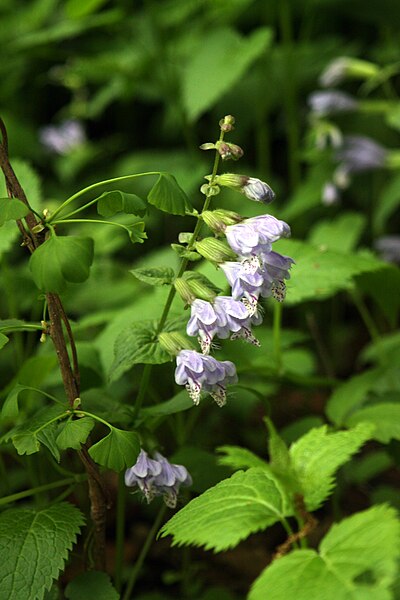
[2,405,67,456]
[140,390,193,420]
[29,236,94,293]
[326,367,388,426]
[0,502,85,600]
[0,198,29,225]
[0,159,42,212]
[265,418,291,472]
[308,212,366,253]
[346,403,400,443]
[56,417,95,450]
[357,266,400,327]
[96,190,147,218]
[249,505,400,600]
[147,173,191,216]
[2,384,33,419]
[65,571,119,600]
[274,239,385,305]
[130,266,175,286]
[374,172,400,232]
[281,164,331,221]
[88,427,140,471]
[37,423,61,462]
[217,446,269,470]
[65,0,109,19]
[110,318,180,382]
[160,468,293,552]
[0,333,9,350]
[182,27,272,121]
[289,423,373,510]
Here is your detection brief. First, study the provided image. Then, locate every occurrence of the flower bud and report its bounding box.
[199,142,216,151]
[215,141,244,161]
[174,278,196,305]
[202,209,242,233]
[195,237,237,263]
[185,278,217,303]
[320,57,379,88]
[200,183,220,197]
[213,173,275,204]
[158,332,191,356]
[219,115,235,132]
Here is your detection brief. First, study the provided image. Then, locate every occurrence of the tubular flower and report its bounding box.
[125,450,192,507]
[334,135,388,175]
[225,215,291,257]
[308,90,358,116]
[152,452,193,508]
[220,261,265,302]
[175,349,238,407]
[186,299,221,354]
[213,173,275,204]
[259,251,295,302]
[124,449,162,503]
[39,119,86,155]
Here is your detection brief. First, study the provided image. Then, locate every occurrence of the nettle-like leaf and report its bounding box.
[147,172,192,215]
[182,27,272,122]
[308,212,366,253]
[217,446,269,470]
[0,502,85,600]
[274,239,384,305]
[56,417,95,450]
[130,266,175,286]
[249,505,400,600]
[110,317,184,382]
[88,427,140,471]
[65,571,119,600]
[0,197,29,225]
[346,403,400,443]
[160,468,293,552]
[96,190,147,217]
[29,236,94,293]
[140,390,193,420]
[289,423,374,511]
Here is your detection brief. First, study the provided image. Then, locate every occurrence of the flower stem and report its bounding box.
[273,301,283,373]
[0,475,87,507]
[122,503,167,600]
[115,471,127,592]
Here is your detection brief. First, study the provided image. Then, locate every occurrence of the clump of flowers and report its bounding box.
[39,119,86,155]
[125,449,192,508]
[163,116,294,408]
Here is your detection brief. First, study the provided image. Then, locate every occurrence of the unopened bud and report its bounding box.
[219,115,235,132]
[320,57,379,87]
[174,278,196,305]
[158,332,192,356]
[202,209,242,232]
[185,278,217,303]
[213,173,275,204]
[195,237,237,263]
[200,183,220,197]
[199,142,216,151]
[215,141,244,161]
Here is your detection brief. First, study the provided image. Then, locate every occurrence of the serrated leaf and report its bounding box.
[0,198,29,225]
[182,27,272,121]
[56,417,95,450]
[0,332,9,349]
[29,236,94,293]
[274,239,384,305]
[65,571,119,600]
[250,505,400,600]
[160,468,293,552]
[0,502,85,600]
[217,446,269,470]
[147,173,191,215]
[289,423,373,510]
[110,318,181,382]
[265,418,291,472]
[130,266,175,286]
[88,427,140,471]
[346,403,400,443]
[96,190,146,218]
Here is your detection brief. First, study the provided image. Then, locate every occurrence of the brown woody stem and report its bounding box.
[0,117,108,572]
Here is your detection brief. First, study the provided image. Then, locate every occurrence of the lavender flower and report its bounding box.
[125,450,192,508]
[186,297,262,353]
[152,452,192,508]
[124,449,162,503]
[260,251,295,302]
[39,119,86,155]
[213,173,275,204]
[308,90,358,116]
[321,181,340,206]
[220,260,265,303]
[175,349,238,406]
[334,135,388,174]
[225,215,290,257]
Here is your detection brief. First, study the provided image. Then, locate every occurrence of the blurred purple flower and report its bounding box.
[334,135,388,175]
[125,450,192,507]
[322,181,340,206]
[39,119,86,155]
[319,57,350,87]
[175,349,237,406]
[308,90,358,116]
[374,236,400,264]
